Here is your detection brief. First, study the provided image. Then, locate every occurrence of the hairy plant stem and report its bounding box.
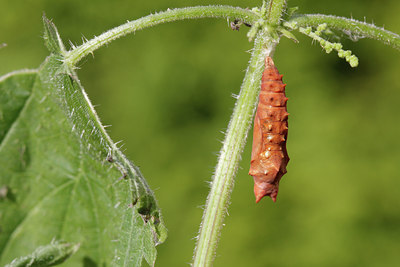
[192,1,286,266]
[286,14,400,50]
[192,33,269,267]
[64,6,259,67]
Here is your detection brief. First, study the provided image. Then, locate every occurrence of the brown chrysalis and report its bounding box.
[249,56,289,203]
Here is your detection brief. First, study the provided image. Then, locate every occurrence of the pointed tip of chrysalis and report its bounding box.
[265,56,275,68]
[270,192,278,202]
[253,180,279,203]
[255,193,263,203]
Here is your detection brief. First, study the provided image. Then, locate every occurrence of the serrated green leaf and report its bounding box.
[5,240,79,267]
[0,21,166,266]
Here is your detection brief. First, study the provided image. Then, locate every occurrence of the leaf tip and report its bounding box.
[43,14,66,55]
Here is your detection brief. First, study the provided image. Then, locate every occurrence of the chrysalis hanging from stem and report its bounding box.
[249,56,289,203]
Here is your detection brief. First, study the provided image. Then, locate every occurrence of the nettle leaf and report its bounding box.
[0,16,166,267]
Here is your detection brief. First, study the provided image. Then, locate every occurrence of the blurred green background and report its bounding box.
[1,0,400,266]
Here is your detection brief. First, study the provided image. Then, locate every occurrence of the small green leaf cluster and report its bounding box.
[287,22,359,67]
[247,3,360,67]
[247,1,271,41]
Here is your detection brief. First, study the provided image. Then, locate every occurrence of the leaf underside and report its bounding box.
[0,16,166,266]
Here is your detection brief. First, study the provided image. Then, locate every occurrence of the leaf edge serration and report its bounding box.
[41,15,167,255]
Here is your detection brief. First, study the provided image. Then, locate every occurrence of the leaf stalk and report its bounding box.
[64,6,259,67]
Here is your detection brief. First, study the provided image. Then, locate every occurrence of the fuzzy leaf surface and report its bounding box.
[0,17,166,267]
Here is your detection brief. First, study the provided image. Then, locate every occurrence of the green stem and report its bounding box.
[192,31,267,267]
[286,14,400,50]
[192,1,286,266]
[266,0,287,24]
[64,6,259,66]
